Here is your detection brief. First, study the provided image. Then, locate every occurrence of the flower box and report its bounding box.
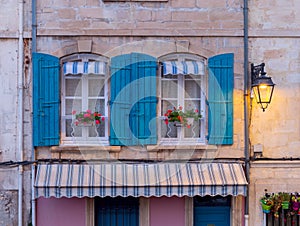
[163,106,201,128]
[72,110,104,126]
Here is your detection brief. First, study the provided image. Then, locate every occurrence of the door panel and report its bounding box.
[194,206,230,226]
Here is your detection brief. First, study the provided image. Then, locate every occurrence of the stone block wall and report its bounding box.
[36,0,243,36]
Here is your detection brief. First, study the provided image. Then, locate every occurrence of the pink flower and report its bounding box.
[86,109,91,114]
[95,120,100,125]
[179,106,183,110]
[72,110,76,115]
[84,113,91,118]
[195,109,199,113]
[101,117,105,121]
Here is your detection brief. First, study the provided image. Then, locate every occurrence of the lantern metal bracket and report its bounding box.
[251,63,266,83]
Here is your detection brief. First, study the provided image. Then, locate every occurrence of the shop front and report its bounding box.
[34,162,247,226]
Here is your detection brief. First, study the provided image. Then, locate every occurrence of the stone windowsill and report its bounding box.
[147,144,217,152]
[50,144,217,153]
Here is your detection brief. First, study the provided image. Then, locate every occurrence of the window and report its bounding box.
[61,54,109,145]
[159,54,206,144]
[94,197,139,226]
[32,52,233,147]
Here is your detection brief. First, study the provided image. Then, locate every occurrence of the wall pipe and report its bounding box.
[31,0,37,225]
[243,0,250,226]
[18,0,24,225]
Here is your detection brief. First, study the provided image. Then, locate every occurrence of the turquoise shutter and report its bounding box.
[110,54,133,146]
[110,53,157,146]
[33,52,60,146]
[132,53,157,145]
[208,53,234,145]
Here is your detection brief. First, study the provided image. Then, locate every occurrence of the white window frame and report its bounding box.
[60,54,109,146]
[158,53,207,145]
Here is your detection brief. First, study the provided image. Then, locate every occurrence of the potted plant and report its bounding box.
[182,108,202,128]
[72,110,104,126]
[280,192,291,210]
[164,106,201,128]
[297,197,300,215]
[272,193,282,218]
[260,194,274,214]
[291,195,300,213]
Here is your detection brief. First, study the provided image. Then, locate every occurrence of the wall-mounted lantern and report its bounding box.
[251,63,275,112]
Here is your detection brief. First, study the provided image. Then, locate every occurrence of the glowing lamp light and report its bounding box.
[251,63,275,112]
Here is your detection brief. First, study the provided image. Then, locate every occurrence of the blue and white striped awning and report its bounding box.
[162,61,205,75]
[34,162,247,198]
[63,61,106,75]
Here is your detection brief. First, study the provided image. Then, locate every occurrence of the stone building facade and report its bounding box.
[0,0,300,225]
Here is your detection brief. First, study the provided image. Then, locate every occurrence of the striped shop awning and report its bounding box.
[34,162,247,198]
[162,61,205,75]
[63,61,106,75]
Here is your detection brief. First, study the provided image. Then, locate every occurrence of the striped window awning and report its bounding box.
[63,61,106,75]
[34,162,247,198]
[162,61,205,75]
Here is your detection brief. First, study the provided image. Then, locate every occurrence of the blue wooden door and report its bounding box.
[194,206,230,226]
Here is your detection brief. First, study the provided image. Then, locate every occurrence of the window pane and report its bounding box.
[66,119,82,137]
[88,78,105,97]
[161,120,178,138]
[161,100,178,116]
[66,99,82,115]
[194,196,231,206]
[65,78,82,96]
[184,100,201,113]
[184,120,200,138]
[89,124,105,137]
[163,74,178,79]
[162,80,178,98]
[88,99,105,114]
[185,80,200,98]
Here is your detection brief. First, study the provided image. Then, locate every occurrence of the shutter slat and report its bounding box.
[208,53,234,145]
[33,52,60,146]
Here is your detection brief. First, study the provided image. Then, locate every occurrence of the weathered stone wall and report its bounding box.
[249,38,300,158]
[248,1,300,225]
[248,0,300,158]
[250,162,300,226]
[3,0,300,225]
[0,0,33,225]
[0,191,18,226]
[36,0,243,36]
[0,38,20,226]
